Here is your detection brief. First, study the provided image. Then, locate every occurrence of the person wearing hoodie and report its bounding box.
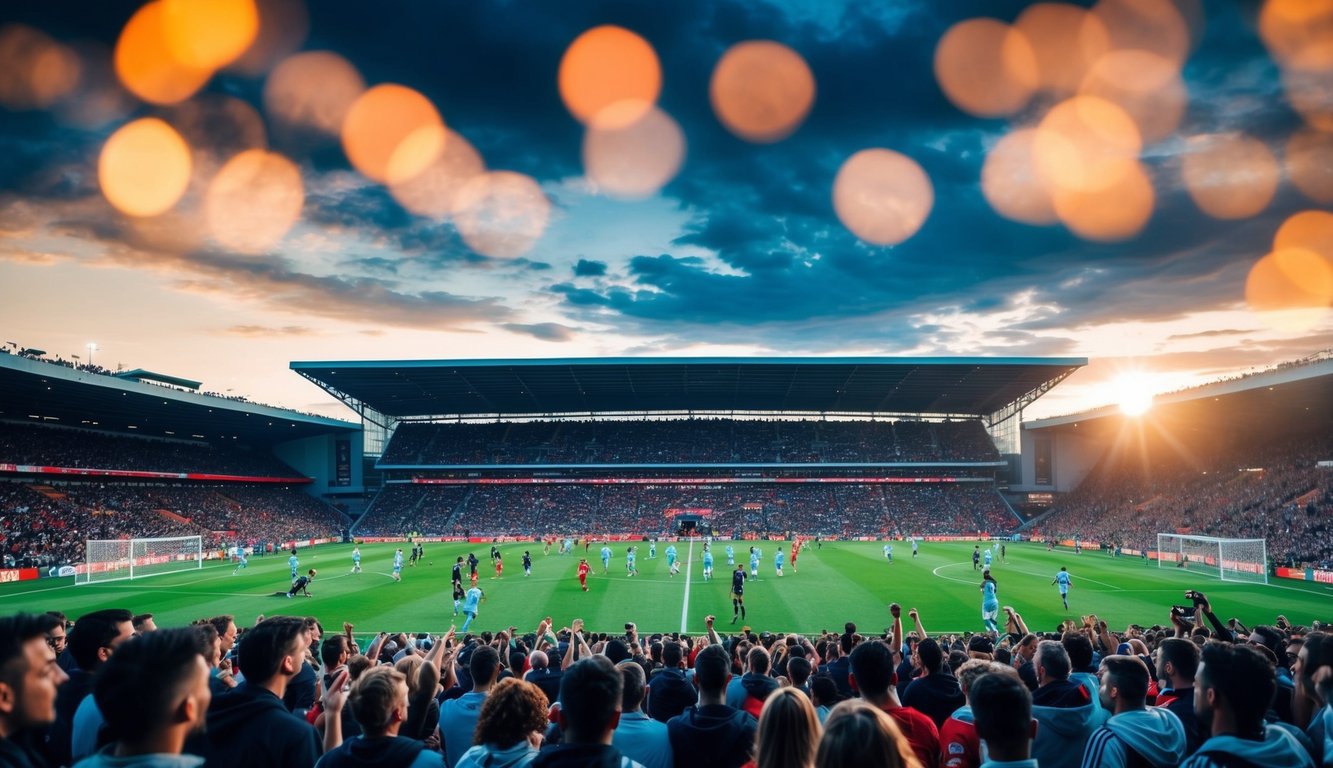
[902,638,966,729]
[316,666,443,768]
[647,642,696,724]
[1295,631,1332,767]
[941,660,1012,768]
[0,613,68,768]
[533,656,643,768]
[730,648,779,719]
[1181,642,1315,768]
[1154,637,1202,754]
[455,678,547,768]
[202,616,320,768]
[667,644,756,768]
[440,646,500,768]
[1080,655,1186,768]
[1029,641,1107,768]
[612,662,671,768]
[76,628,212,768]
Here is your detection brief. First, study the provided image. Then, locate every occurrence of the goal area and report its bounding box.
[77,535,203,585]
[1156,534,1268,584]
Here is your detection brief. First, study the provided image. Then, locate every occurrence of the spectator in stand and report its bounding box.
[667,644,755,768]
[284,618,322,715]
[820,633,855,701]
[969,671,1037,768]
[940,660,1012,768]
[647,641,696,724]
[534,655,643,768]
[1182,642,1315,768]
[810,677,839,725]
[202,616,320,768]
[0,612,67,768]
[316,666,442,768]
[130,615,157,634]
[523,651,561,706]
[612,661,671,768]
[455,678,546,768]
[440,645,500,767]
[814,700,919,768]
[1080,655,1186,768]
[76,628,212,768]
[752,688,821,768]
[732,647,780,719]
[1154,638,1202,754]
[901,638,965,729]
[1029,641,1106,768]
[848,639,938,768]
[62,609,135,765]
[1294,632,1332,767]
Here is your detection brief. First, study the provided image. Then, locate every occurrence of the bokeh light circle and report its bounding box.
[1287,130,1333,204]
[934,18,1039,118]
[264,51,366,139]
[205,149,304,253]
[1052,159,1155,241]
[388,127,486,218]
[709,40,815,143]
[454,171,552,258]
[341,84,444,184]
[99,117,193,217]
[1015,3,1112,95]
[1033,96,1142,194]
[559,25,661,125]
[1274,210,1333,267]
[1180,133,1280,220]
[1092,0,1192,67]
[1077,49,1186,144]
[0,24,81,109]
[584,101,686,199]
[160,0,259,71]
[1246,247,1333,331]
[982,129,1057,225]
[230,0,310,75]
[1259,0,1333,73]
[833,148,934,246]
[114,0,214,105]
[1282,66,1333,133]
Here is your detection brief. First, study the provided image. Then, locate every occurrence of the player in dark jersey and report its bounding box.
[288,569,315,598]
[452,557,464,588]
[730,564,748,624]
[523,551,532,577]
[452,580,465,616]
[468,552,479,578]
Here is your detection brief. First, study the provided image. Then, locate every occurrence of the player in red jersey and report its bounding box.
[493,551,503,579]
[577,558,590,591]
[791,537,801,573]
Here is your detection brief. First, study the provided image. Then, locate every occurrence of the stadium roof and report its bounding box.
[0,353,359,444]
[290,357,1087,420]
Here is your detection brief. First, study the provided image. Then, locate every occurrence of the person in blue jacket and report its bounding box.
[1080,655,1185,768]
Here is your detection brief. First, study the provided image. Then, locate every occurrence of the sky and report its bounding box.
[0,0,1330,423]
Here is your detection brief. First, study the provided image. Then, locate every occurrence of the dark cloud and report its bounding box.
[501,322,578,342]
[573,259,607,277]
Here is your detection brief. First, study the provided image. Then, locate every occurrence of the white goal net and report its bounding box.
[77,535,203,585]
[1156,534,1268,584]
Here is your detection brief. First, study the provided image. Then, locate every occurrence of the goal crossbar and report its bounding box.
[1156,534,1268,584]
[78,535,203,585]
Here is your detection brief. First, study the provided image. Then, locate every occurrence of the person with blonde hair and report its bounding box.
[455,678,549,768]
[752,688,821,768]
[815,700,921,768]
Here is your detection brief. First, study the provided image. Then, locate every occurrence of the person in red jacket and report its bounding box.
[940,659,1015,768]
[577,559,590,592]
[849,637,940,768]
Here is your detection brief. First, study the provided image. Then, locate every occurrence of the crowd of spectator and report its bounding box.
[0,422,306,478]
[0,481,344,568]
[379,419,1002,466]
[6,586,1332,768]
[1037,431,1333,568]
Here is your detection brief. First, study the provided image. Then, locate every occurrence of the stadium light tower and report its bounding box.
[87,342,97,368]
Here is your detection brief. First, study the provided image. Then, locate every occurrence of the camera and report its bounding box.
[625,623,634,631]
[1172,605,1196,621]
[1186,590,1205,606]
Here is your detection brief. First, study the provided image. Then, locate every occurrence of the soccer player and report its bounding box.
[911,536,919,558]
[523,550,532,577]
[409,543,419,568]
[392,548,404,582]
[452,579,465,616]
[1052,566,1072,609]
[666,544,678,576]
[790,542,799,573]
[578,558,590,591]
[350,546,362,575]
[702,546,714,581]
[232,548,247,574]
[1001,542,1007,563]
[649,540,657,559]
[288,569,315,598]
[490,545,499,563]
[972,546,981,571]
[884,543,893,562]
[730,565,747,624]
[564,537,573,555]
[600,544,613,575]
[983,547,993,570]
[493,551,503,579]
[626,546,638,577]
[543,538,552,555]
[749,547,760,579]
[467,552,479,581]
[460,585,484,632]
[289,549,300,580]
[452,556,464,591]
[725,544,735,566]
[774,547,784,577]
[979,569,999,632]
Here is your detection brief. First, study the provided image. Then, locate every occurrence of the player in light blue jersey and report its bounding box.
[233,548,247,574]
[725,544,735,565]
[911,537,919,558]
[649,540,657,559]
[980,569,999,632]
[625,546,638,576]
[983,548,993,568]
[600,544,613,574]
[749,547,760,578]
[883,543,893,562]
[460,586,484,631]
[350,546,361,575]
[702,548,714,580]
[392,548,404,582]
[288,551,299,579]
[1052,566,1073,609]
[774,548,785,577]
[666,544,678,574]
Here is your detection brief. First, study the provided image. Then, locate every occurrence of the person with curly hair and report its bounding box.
[455,678,549,768]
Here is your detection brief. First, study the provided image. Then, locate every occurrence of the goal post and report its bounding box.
[77,535,203,585]
[1156,534,1268,584]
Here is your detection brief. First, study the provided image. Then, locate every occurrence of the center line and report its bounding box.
[680,537,695,633]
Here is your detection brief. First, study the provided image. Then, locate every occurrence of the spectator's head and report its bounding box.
[474,678,548,749]
[839,632,856,656]
[470,645,502,691]
[848,640,895,701]
[662,640,684,669]
[131,613,157,634]
[1016,633,1038,660]
[955,659,999,700]
[207,615,237,650]
[44,612,68,657]
[68,608,135,672]
[557,655,622,744]
[191,623,221,668]
[1295,631,1333,706]
[321,635,350,670]
[966,635,994,660]
[1061,633,1094,673]
[810,675,838,708]
[916,639,943,675]
[528,650,549,671]
[94,628,211,751]
[694,644,732,697]
[815,700,918,768]
[604,639,630,665]
[788,657,813,688]
[1155,638,1199,688]
[0,613,67,736]
[970,668,1035,762]
[755,688,820,768]
[1097,655,1150,713]
[350,666,409,738]
[236,616,308,685]
[749,646,772,676]
[619,660,647,713]
[1034,640,1071,686]
[1195,641,1274,739]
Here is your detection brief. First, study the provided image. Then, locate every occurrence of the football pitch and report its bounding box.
[1,541,1328,639]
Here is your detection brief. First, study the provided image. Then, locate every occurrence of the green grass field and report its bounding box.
[2,541,1329,639]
